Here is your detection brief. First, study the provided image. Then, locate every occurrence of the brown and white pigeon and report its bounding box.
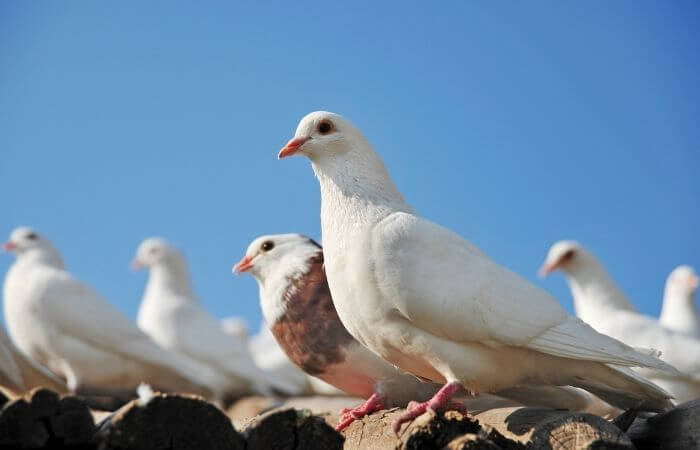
[236,233,615,430]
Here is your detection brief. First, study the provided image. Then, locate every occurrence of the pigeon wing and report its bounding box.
[371,212,674,371]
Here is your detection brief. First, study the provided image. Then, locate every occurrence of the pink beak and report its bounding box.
[130,259,143,271]
[689,276,699,290]
[538,261,558,278]
[233,256,254,274]
[3,242,16,252]
[278,137,309,159]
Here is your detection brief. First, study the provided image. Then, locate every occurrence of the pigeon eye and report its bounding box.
[26,233,38,240]
[318,120,333,135]
[561,250,575,263]
[148,247,159,255]
[261,241,274,252]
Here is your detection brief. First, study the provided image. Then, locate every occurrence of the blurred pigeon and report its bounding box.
[132,237,299,399]
[541,241,700,403]
[236,233,617,430]
[3,227,213,399]
[0,326,67,394]
[220,316,250,340]
[659,265,699,338]
[279,111,675,432]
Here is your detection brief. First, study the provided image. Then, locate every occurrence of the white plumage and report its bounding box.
[279,111,676,430]
[541,241,700,403]
[3,227,213,398]
[659,265,699,338]
[0,325,67,394]
[133,237,299,399]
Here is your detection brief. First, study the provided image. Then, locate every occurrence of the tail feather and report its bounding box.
[570,364,673,412]
[531,317,680,374]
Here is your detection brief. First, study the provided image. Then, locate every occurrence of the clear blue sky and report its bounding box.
[1,2,698,333]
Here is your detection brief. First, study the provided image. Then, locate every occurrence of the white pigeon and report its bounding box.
[220,316,250,340]
[236,233,605,430]
[132,237,299,399]
[659,265,699,338]
[278,111,676,432]
[0,326,67,394]
[3,227,214,398]
[540,241,700,403]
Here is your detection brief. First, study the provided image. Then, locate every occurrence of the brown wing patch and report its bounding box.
[270,253,354,375]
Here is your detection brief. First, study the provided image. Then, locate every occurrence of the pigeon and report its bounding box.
[0,326,67,394]
[659,265,699,338]
[540,241,700,403]
[132,237,299,399]
[3,227,214,399]
[235,232,629,429]
[235,233,441,429]
[278,111,676,432]
[220,316,250,340]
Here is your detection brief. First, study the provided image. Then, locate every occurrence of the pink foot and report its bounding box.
[335,392,385,431]
[392,381,465,435]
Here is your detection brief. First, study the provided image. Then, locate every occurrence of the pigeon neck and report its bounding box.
[266,253,354,375]
[17,248,65,269]
[312,150,412,235]
[659,288,699,336]
[564,258,637,322]
[147,257,196,298]
[258,249,321,323]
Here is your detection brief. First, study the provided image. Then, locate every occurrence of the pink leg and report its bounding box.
[392,381,465,435]
[335,392,385,431]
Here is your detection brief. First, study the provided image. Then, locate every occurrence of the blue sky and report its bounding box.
[1,2,698,334]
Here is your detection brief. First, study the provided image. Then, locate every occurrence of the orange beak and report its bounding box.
[2,242,16,252]
[233,256,254,274]
[689,275,699,290]
[130,259,143,271]
[538,261,559,278]
[278,137,309,159]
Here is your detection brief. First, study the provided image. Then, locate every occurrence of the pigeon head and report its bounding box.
[277,111,363,161]
[278,111,408,210]
[233,233,321,282]
[665,265,699,298]
[131,237,181,270]
[235,233,324,327]
[539,240,586,277]
[3,227,64,267]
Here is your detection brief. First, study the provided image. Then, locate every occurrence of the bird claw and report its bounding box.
[335,393,385,432]
[391,381,466,435]
[392,401,430,435]
[391,400,468,435]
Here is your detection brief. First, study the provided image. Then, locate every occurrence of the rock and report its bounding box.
[528,412,632,449]
[243,408,343,450]
[627,399,700,450]
[0,397,49,448]
[0,388,95,449]
[95,392,244,450]
[342,408,520,450]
